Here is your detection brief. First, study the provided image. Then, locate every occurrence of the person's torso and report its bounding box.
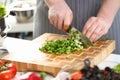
[36,0,102,31]
[35,0,120,54]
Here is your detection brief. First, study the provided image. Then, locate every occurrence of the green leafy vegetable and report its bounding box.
[113,64,120,73]
[0,4,6,19]
[67,27,93,47]
[40,72,47,80]
[39,32,84,54]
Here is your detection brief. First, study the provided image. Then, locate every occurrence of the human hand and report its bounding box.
[82,17,111,42]
[48,0,73,31]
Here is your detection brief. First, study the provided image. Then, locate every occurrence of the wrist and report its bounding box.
[97,0,120,27]
[97,14,112,24]
[44,0,65,8]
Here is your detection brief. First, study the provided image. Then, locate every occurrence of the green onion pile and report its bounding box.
[39,29,85,54]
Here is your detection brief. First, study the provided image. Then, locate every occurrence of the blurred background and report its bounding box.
[0,0,36,40]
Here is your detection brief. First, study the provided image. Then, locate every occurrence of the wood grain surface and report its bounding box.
[1,33,115,76]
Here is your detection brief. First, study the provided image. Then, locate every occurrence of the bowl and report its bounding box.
[10,1,35,23]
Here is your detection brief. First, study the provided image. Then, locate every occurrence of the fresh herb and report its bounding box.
[0,4,6,19]
[39,32,84,54]
[67,27,93,47]
[113,64,120,73]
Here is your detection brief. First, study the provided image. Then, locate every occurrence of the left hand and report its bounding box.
[82,16,111,42]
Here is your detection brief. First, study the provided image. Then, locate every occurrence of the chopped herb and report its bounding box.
[39,32,84,54]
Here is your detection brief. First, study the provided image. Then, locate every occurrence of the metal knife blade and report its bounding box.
[0,47,9,58]
[66,26,93,47]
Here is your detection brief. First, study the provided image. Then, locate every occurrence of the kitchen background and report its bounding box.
[0,0,36,40]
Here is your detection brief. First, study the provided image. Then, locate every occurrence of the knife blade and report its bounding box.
[0,17,12,58]
[66,26,93,47]
[0,47,9,58]
[0,23,11,58]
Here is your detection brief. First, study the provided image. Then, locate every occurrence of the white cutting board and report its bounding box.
[2,37,47,61]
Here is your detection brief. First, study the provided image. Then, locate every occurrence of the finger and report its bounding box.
[93,27,104,42]
[50,15,59,29]
[63,14,72,31]
[82,17,96,35]
[53,17,58,28]
[85,22,98,39]
[57,16,64,30]
[90,26,102,42]
[48,13,55,26]
[90,34,97,42]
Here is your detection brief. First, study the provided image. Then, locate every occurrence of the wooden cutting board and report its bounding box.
[1,33,115,76]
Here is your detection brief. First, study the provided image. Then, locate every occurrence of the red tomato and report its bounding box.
[0,60,3,66]
[0,63,17,80]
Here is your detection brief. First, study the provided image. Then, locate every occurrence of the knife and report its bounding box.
[0,18,11,58]
[66,26,93,47]
[0,35,9,58]
[0,47,9,58]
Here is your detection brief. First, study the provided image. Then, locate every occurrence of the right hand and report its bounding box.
[48,0,73,31]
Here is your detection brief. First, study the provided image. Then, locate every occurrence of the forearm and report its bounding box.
[44,0,65,8]
[97,0,120,24]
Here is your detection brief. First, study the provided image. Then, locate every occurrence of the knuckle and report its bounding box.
[57,13,63,19]
[96,18,101,24]
[95,19,99,23]
[70,11,73,15]
[90,17,96,21]
[94,30,98,34]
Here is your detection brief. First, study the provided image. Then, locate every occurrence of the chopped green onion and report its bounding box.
[39,32,84,54]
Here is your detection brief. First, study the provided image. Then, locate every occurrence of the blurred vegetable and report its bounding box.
[54,71,71,80]
[0,60,4,66]
[71,72,83,80]
[113,64,120,73]
[0,4,6,19]
[40,72,47,80]
[17,72,42,80]
[0,60,17,80]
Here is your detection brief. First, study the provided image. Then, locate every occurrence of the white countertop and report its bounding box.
[1,37,120,80]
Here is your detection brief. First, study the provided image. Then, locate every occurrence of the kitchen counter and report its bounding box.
[1,37,120,80]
